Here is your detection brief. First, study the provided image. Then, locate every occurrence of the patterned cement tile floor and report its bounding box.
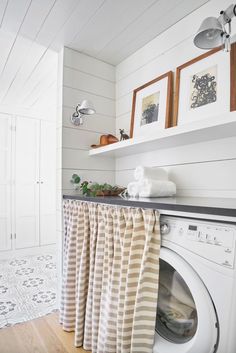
[0,253,58,329]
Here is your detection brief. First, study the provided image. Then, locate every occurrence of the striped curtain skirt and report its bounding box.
[60,200,161,353]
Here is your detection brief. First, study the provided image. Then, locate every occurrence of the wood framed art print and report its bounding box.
[130,71,173,138]
[173,43,236,126]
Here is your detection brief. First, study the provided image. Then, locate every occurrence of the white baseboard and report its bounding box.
[0,244,57,260]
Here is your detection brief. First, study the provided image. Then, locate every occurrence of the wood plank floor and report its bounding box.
[0,313,91,353]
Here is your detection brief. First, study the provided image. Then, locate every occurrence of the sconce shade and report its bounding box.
[77,100,95,115]
[194,17,223,49]
[71,99,96,126]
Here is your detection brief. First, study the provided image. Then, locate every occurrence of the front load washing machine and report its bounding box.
[153,216,236,353]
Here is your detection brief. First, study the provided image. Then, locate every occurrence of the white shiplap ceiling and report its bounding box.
[0,0,209,115]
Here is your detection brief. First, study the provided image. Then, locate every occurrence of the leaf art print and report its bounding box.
[190,65,217,110]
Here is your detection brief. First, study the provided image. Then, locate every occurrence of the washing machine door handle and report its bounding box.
[160,223,170,235]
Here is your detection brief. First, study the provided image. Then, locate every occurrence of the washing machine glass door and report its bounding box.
[154,248,218,353]
[156,259,197,343]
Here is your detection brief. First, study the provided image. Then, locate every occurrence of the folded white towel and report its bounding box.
[134,166,168,181]
[127,181,140,197]
[138,179,176,198]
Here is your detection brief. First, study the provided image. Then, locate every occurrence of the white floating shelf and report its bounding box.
[89,113,236,158]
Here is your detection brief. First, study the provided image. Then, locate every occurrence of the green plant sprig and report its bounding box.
[70,173,124,196]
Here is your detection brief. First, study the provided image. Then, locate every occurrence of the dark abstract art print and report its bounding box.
[190,65,217,110]
[141,92,160,126]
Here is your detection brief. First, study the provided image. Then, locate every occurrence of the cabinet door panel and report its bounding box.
[15,117,40,249]
[0,116,12,251]
[40,121,56,245]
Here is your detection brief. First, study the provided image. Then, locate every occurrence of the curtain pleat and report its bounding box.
[60,199,160,353]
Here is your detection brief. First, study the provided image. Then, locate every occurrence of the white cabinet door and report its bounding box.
[0,116,12,251]
[15,117,40,249]
[40,121,56,245]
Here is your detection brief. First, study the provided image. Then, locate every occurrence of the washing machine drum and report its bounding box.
[153,248,219,353]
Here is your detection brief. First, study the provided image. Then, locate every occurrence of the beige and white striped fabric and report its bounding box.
[60,199,161,353]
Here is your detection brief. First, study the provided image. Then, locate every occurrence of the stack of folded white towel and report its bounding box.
[127,166,176,198]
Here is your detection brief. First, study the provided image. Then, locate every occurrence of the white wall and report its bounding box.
[60,47,116,195]
[115,0,236,198]
[56,48,116,260]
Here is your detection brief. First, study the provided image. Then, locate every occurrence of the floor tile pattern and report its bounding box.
[0,253,58,329]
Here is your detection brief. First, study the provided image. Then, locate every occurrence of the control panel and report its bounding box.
[160,216,236,268]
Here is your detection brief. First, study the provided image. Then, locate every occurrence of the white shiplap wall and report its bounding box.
[115,0,236,198]
[61,47,116,193]
[56,48,116,252]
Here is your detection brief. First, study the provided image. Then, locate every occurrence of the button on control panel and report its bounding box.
[160,216,236,268]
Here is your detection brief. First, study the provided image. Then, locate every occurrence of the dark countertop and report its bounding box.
[63,193,236,218]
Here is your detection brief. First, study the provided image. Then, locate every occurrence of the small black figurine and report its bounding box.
[119,129,129,141]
